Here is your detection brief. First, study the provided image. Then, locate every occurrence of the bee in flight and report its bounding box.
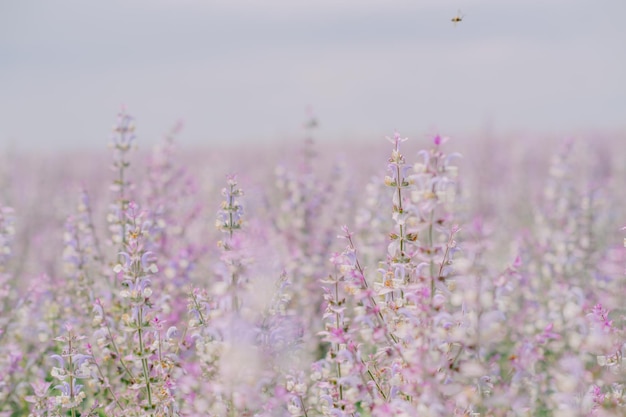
[451,10,464,27]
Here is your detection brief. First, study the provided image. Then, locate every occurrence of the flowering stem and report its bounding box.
[91,352,124,410]
[365,364,387,400]
[68,335,76,417]
[228,185,235,240]
[99,302,136,382]
[334,281,344,404]
[344,233,399,345]
[299,396,309,417]
[110,110,135,275]
[119,168,127,248]
[191,292,207,326]
[395,161,405,258]
[157,326,163,364]
[437,233,452,278]
[137,306,154,411]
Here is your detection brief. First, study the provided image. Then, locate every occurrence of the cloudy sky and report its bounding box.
[1,0,625,150]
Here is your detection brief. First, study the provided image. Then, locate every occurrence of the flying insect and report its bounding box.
[451,10,464,27]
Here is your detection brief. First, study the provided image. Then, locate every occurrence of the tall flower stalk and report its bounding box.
[410,134,461,304]
[215,175,246,313]
[113,202,159,413]
[108,108,136,252]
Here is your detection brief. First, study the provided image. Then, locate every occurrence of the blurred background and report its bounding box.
[1,0,625,151]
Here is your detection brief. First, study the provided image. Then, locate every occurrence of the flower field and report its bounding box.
[1,110,626,417]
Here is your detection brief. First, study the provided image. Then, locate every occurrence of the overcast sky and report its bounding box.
[1,0,625,150]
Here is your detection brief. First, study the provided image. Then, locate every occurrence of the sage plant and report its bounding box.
[5,106,625,417]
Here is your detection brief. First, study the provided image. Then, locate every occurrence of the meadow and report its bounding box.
[1,109,625,417]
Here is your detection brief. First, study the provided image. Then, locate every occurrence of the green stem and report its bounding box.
[366,366,387,400]
[100,304,135,382]
[68,335,77,417]
[137,306,153,411]
[91,353,124,410]
[346,235,398,344]
[334,281,343,404]
[299,396,309,417]
[395,162,405,258]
